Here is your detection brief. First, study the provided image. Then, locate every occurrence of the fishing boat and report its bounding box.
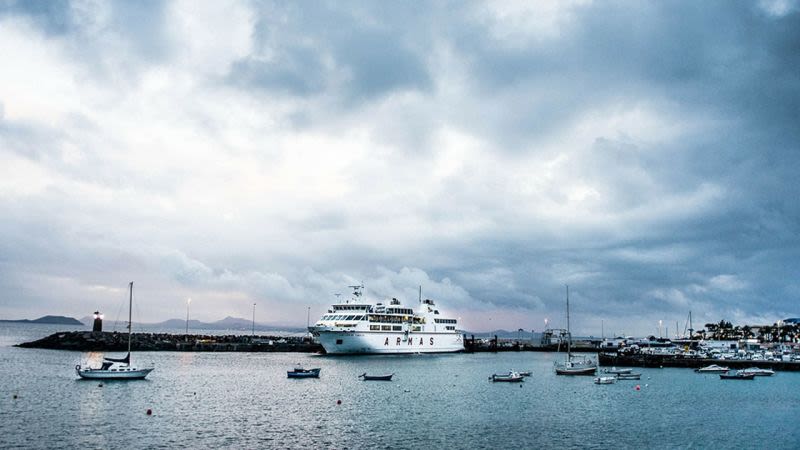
[554,285,597,376]
[287,365,321,378]
[719,371,756,380]
[490,371,524,382]
[616,373,642,380]
[75,282,154,380]
[359,373,394,381]
[594,376,616,384]
[694,364,730,373]
[308,285,464,355]
[740,367,775,377]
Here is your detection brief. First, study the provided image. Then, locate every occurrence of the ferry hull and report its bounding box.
[316,331,464,355]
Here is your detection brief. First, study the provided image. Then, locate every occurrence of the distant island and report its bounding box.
[0,315,85,325]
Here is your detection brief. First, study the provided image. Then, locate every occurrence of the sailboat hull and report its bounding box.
[76,366,153,380]
[555,366,597,376]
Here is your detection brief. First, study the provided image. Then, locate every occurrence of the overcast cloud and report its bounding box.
[1,0,798,335]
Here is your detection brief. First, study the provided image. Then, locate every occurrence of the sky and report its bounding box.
[1,0,799,336]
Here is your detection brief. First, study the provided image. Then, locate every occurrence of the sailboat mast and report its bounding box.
[566,285,571,356]
[127,281,133,357]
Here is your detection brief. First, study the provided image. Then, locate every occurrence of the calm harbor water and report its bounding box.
[1,323,799,449]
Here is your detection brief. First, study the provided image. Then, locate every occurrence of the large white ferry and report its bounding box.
[308,285,464,355]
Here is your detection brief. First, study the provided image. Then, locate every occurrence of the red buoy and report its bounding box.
[146,409,153,415]
[635,385,641,391]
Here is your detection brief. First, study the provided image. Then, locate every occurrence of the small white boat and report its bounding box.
[694,364,729,373]
[740,367,775,377]
[76,282,153,380]
[615,373,642,380]
[490,371,524,382]
[594,376,616,384]
[603,367,632,375]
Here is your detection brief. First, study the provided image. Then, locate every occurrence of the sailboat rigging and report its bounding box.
[75,282,154,380]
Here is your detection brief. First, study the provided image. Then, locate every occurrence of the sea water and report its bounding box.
[1,323,799,449]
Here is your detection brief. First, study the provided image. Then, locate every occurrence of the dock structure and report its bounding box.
[17,331,323,353]
[599,352,800,372]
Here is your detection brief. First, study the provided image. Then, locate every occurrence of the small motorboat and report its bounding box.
[287,365,320,378]
[490,371,524,382]
[594,376,616,384]
[694,364,730,373]
[518,371,532,377]
[740,367,775,377]
[615,373,642,380]
[359,373,394,381]
[719,371,756,380]
[603,367,632,375]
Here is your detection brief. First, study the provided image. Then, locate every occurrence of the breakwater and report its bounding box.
[17,331,602,354]
[16,331,323,353]
[599,352,800,371]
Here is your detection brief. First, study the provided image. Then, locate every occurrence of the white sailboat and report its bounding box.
[554,285,597,376]
[76,282,154,380]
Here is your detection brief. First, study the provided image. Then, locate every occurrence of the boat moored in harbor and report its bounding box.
[554,286,597,376]
[75,282,153,380]
[490,371,524,382]
[308,285,464,355]
[359,373,394,381]
[695,364,730,373]
[594,376,616,384]
[287,365,320,378]
[719,371,756,380]
[740,367,775,376]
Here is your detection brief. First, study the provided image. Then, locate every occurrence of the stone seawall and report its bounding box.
[16,331,323,353]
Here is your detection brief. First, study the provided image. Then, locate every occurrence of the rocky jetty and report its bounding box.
[16,331,324,353]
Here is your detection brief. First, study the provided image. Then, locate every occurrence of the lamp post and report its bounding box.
[186,298,191,335]
[252,302,256,336]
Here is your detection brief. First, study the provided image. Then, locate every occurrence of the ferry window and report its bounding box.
[381,325,391,331]
[346,315,355,320]
[413,326,421,331]
[370,325,380,330]
[392,326,401,331]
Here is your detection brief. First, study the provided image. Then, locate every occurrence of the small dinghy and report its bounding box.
[359,373,394,381]
[616,373,642,380]
[603,367,632,375]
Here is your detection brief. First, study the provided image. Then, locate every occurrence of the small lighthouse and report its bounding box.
[92,311,103,332]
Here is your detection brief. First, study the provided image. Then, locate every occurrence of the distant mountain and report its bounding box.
[0,315,85,325]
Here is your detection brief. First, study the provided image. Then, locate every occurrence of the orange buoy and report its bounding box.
[146,409,153,415]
